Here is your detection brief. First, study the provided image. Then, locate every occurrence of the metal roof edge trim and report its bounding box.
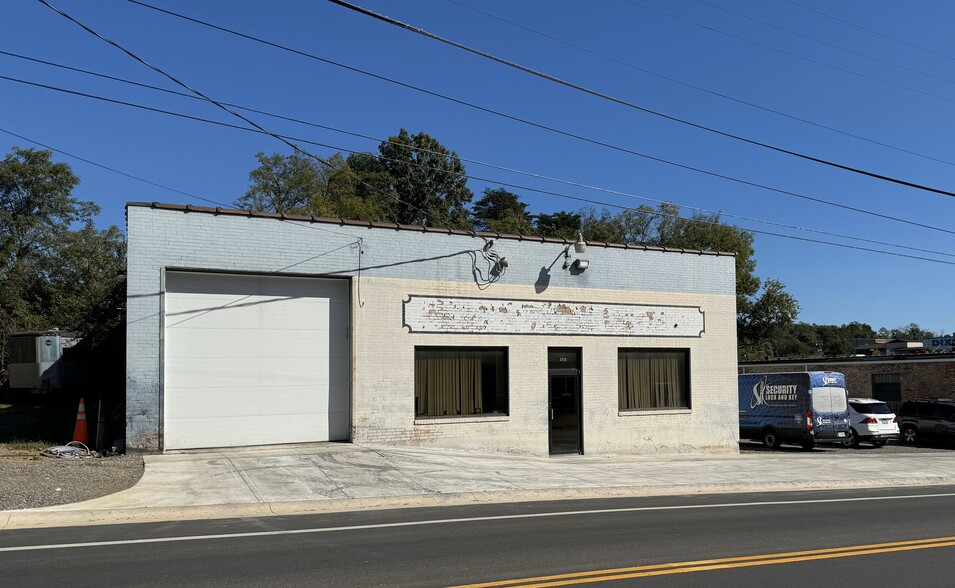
[125,202,736,257]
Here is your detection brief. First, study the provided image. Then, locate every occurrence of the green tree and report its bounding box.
[581,203,799,359]
[377,129,473,230]
[885,323,937,340]
[472,188,534,234]
[580,207,625,244]
[737,279,800,359]
[45,225,127,343]
[0,148,125,384]
[236,152,387,222]
[773,321,878,359]
[1,148,90,331]
[343,152,392,219]
[535,211,581,239]
[236,151,322,214]
[772,322,821,358]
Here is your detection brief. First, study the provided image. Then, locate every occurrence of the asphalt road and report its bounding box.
[3,487,955,587]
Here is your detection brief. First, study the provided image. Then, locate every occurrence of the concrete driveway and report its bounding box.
[5,442,955,529]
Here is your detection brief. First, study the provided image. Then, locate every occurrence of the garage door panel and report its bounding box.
[164,386,332,419]
[164,366,331,389]
[163,272,349,450]
[166,301,335,331]
[164,413,348,450]
[164,331,336,359]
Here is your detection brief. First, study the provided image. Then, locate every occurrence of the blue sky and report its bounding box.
[3,0,953,334]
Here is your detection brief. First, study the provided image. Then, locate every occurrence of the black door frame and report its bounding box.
[548,347,583,455]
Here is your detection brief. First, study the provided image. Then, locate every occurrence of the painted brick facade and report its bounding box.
[127,203,739,455]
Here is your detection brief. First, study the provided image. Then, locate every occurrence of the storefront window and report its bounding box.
[415,347,508,417]
[618,349,690,410]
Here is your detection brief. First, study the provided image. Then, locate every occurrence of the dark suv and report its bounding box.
[898,399,955,444]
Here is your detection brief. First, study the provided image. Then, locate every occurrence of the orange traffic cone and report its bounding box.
[72,397,89,445]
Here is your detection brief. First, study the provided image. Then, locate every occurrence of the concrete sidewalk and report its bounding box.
[4,443,955,529]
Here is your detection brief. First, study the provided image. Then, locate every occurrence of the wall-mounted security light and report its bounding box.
[574,232,587,254]
[574,259,589,270]
[495,257,509,272]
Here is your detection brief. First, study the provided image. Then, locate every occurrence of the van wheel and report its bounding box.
[762,429,781,449]
[841,428,859,448]
[901,425,918,444]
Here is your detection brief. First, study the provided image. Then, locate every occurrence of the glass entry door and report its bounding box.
[548,348,582,455]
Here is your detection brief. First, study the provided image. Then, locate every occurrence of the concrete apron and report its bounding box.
[4,443,955,530]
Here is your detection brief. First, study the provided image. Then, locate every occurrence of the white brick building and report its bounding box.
[126,202,739,455]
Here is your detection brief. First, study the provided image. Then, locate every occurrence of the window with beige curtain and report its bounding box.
[415,347,508,417]
[618,349,689,410]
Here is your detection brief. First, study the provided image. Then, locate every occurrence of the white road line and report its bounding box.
[3,491,955,553]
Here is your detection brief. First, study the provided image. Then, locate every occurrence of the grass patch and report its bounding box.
[3,438,55,452]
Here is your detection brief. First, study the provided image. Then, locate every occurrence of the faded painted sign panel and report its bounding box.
[403,296,704,337]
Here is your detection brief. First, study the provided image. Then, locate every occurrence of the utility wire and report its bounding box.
[465,172,955,267]
[6,68,955,242]
[3,121,950,267]
[0,126,361,241]
[38,0,447,230]
[329,0,955,200]
[438,1,955,169]
[14,49,955,235]
[25,3,955,262]
[623,0,955,105]
[81,4,955,237]
[4,76,954,264]
[0,50,385,146]
[695,0,955,86]
[782,0,955,66]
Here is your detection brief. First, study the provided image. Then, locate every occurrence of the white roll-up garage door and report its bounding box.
[163,272,349,450]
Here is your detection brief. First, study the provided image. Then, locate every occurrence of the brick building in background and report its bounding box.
[126,202,738,455]
[740,355,955,412]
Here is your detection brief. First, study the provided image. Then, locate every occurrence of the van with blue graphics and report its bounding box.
[739,371,850,450]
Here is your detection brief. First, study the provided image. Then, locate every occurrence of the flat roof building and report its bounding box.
[126,202,739,455]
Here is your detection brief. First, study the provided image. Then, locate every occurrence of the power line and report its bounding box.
[17,48,955,236]
[0,50,390,147]
[329,0,955,200]
[4,76,954,264]
[6,65,955,242]
[37,0,447,230]
[695,0,955,86]
[25,2,955,260]
[0,126,361,241]
[438,2,955,169]
[623,0,955,105]
[782,0,955,65]
[73,3,955,237]
[4,120,952,267]
[466,173,955,267]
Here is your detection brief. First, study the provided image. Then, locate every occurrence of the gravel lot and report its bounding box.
[0,444,143,511]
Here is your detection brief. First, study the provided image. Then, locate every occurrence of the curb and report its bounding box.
[3,477,955,530]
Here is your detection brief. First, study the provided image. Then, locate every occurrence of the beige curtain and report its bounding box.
[619,351,686,409]
[415,351,483,416]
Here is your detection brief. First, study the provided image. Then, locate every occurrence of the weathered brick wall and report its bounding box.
[353,278,739,455]
[740,359,955,402]
[127,204,738,454]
